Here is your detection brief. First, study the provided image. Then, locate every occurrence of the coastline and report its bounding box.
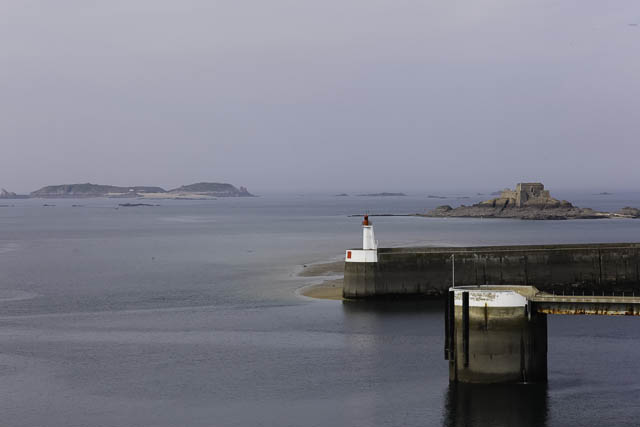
[297,260,344,300]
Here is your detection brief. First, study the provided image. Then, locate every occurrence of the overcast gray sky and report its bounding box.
[1,0,639,193]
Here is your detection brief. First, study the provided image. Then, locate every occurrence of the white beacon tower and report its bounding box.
[345,215,378,263]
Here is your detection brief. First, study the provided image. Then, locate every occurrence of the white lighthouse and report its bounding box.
[345,215,378,263]
[362,215,377,250]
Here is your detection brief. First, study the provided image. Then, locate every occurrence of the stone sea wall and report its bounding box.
[343,243,640,298]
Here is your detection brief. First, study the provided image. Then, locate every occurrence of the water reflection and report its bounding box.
[340,301,549,427]
[341,299,444,340]
[340,300,448,427]
[443,383,549,427]
[341,299,444,315]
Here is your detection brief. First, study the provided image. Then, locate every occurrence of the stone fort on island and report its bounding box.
[480,182,571,209]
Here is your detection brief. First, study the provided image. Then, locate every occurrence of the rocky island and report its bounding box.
[422,183,609,220]
[28,182,254,199]
[30,184,166,198]
[164,182,254,198]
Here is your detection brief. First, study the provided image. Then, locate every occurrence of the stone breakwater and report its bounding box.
[343,243,640,299]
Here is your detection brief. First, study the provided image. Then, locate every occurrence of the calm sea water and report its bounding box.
[1,193,640,426]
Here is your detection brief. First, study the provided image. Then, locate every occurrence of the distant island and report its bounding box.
[165,183,254,199]
[30,184,165,198]
[118,203,158,207]
[334,193,349,197]
[0,188,29,199]
[421,183,638,220]
[18,182,255,199]
[357,192,407,197]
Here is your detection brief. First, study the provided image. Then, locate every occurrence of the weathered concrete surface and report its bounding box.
[533,294,640,316]
[343,243,640,299]
[446,288,547,384]
[450,306,547,383]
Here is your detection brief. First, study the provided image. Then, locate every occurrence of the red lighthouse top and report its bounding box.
[362,215,371,226]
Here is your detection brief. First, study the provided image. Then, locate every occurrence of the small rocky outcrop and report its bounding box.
[357,192,407,197]
[616,207,640,218]
[0,188,28,199]
[430,205,454,215]
[0,189,17,198]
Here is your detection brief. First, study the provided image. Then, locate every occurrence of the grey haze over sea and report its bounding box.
[1,193,640,426]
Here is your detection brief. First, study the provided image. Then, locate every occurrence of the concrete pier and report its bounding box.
[444,285,640,383]
[343,243,640,299]
[446,286,548,384]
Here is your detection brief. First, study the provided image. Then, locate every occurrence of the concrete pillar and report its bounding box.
[447,287,547,383]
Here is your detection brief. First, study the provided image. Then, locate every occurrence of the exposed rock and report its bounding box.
[476,183,571,209]
[0,188,28,199]
[616,207,640,218]
[0,188,16,198]
[357,192,407,197]
[431,205,453,214]
[423,183,609,220]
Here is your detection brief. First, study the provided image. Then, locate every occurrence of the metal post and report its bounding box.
[462,291,470,368]
[444,292,450,360]
[452,254,456,288]
[449,290,455,361]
